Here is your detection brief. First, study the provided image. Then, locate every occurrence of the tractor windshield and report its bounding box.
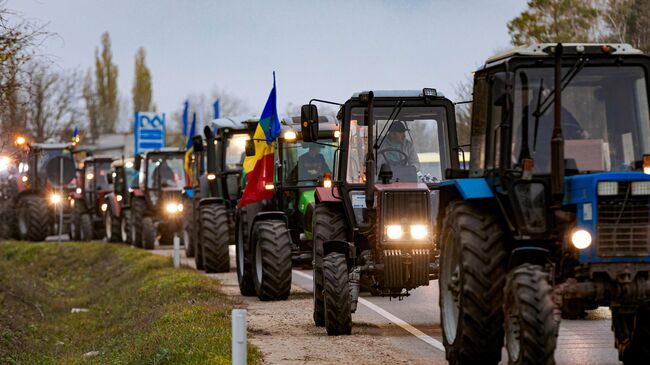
[346,106,445,184]
[283,139,337,186]
[225,133,249,171]
[94,162,112,190]
[146,155,185,189]
[512,66,650,173]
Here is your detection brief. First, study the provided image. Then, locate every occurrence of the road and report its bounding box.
[152,244,622,365]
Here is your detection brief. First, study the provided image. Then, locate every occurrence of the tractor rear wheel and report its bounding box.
[105,210,121,242]
[323,252,352,335]
[142,216,156,250]
[201,203,230,273]
[252,219,292,300]
[17,195,49,241]
[80,213,93,241]
[235,206,255,295]
[312,204,347,326]
[439,201,507,365]
[183,202,196,257]
[613,306,650,364]
[131,198,145,248]
[504,264,558,365]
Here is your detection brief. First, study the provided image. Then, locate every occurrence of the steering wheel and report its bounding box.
[379,148,409,166]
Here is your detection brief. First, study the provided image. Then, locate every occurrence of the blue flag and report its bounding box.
[185,112,197,150]
[182,100,189,137]
[259,72,281,144]
[213,99,220,120]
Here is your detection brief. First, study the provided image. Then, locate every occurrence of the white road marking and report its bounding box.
[292,269,446,353]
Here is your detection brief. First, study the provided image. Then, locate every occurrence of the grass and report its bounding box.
[0,241,261,365]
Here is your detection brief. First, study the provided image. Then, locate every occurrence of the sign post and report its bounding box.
[134,112,166,154]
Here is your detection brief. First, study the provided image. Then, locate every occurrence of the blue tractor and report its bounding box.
[438,43,650,365]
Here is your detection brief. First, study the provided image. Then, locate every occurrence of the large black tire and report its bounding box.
[194,206,205,270]
[183,201,196,257]
[235,206,255,295]
[323,252,352,335]
[252,219,292,300]
[80,213,93,242]
[120,208,131,243]
[201,203,230,273]
[439,201,507,365]
[613,306,650,365]
[131,198,145,248]
[504,264,558,365]
[312,204,347,326]
[16,195,50,241]
[105,210,121,242]
[142,216,156,250]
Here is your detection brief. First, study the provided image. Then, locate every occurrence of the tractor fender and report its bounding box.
[198,197,228,208]
[439,179,494,201]
[247,211,289,249]
[323,240,350,259]
[315,186,342,203]
[131,189,144,197]
[508,247,549,270]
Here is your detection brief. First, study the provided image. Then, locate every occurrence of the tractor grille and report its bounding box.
[597,182,650,257]
[381,190,430,225]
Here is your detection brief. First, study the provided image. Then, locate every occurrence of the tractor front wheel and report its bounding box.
[120,208,130,243]
[183,202,196,257]
[80,213,93,241]
[235,206,255,295]
[504,264,558,365]
[252,219,292,300]
[613,306,650,364]
[323,252,352,335]
[142,217,156,250]
[201,203,230,273]
[17,195,49,241]
[105,210,121,242]
[131,198,145,248]
[439,200,507,365]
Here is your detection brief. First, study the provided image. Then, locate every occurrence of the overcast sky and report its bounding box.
[8,0,527,125]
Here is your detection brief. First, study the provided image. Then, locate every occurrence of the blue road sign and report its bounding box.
[134,112,166,154]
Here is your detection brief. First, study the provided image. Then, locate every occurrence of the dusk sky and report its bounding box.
[8,0,527,128]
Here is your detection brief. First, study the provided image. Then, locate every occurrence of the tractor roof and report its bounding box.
[143,147,185,156]
[211,115,258,131]
[281,115,338,133]
[83,155,114,163]
[484,43,643,67]
[31,142,73,150]
[350,89,446,99]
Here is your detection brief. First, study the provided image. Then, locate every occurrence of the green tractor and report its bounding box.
[300,89,458,334]
[235,116,339,300]
[103,158,138,243]
[184,116,257,272]
[130,148,187,249]
[438,43,650,364]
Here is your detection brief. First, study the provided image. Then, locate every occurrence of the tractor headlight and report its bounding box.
[116,194,123,202]
[101,203,108,212]
[631,181,650,195]
[386,225,404,240]
[410,225,428,240]
[571,229,592,250]
[166,202,183,214]
[597,181,618,196]
[49,193,62,205]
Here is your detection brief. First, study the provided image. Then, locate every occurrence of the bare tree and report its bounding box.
[23,63,82,142]
[454,76,473,146]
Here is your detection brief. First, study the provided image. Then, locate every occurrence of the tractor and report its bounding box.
[438,43,650,365]
[235,116,339,300]
[69,155,114,241]
[103,158,138,243]
[299,89,458,334]
[184,116,257,272]
[130,148,186,249]
[12,142,76,241]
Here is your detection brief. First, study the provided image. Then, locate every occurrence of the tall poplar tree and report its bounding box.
[132,47,152,113]
[94,32,119,135]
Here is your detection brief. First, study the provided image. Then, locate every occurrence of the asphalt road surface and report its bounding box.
[151,243,622,365]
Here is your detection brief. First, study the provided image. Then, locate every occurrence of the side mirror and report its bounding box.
[300,104,319,142]
[245,140,255,157]
[192,135,204,152]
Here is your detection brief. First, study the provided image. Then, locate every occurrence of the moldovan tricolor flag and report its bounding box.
[238,73,281,208]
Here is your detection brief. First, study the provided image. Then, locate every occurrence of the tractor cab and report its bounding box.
[301,89,459,335]
[103,158,138,243]
[140,148,186,208]
[77,156,114,215]
[438,43,650,365]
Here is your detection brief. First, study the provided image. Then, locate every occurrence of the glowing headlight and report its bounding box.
[283,131,297,141]
[207,173,216,180]
[571,229,592,249]
[264,183,274,190]
[76,187,82,194]
[386,225,403,240]
[597,181,618,196]
[334,130,341,139]
[125,161,134,168]
[166,203,183,214]
[116,194,123,202]
[410,225,428,240]
[21,175,28,182]
[50,193,62,204]
[631,181,650,195]
[0,156,9,171]
[101,203,108,212]
[86,173,94,180]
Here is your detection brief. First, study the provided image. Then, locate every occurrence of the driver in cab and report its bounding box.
[298,144,331,181]
[379,121,419,169]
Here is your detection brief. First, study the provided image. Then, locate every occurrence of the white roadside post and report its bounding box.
[232,309,247,365]
[173,235,180,269]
